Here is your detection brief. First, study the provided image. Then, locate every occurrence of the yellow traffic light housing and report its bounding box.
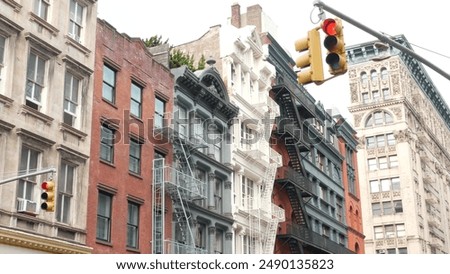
[294,28,324,85]
[322,18,347,75]
[41,180,55,212]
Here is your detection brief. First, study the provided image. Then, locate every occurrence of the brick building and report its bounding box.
[86,19,173,253]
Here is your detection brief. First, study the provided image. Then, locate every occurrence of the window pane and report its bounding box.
[372,203,381,216]
[370,180,379,193]
[391,177,400,191]
[381,179,390,192]
[379,157,387,169]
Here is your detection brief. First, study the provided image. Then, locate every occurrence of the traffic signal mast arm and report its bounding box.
[0,167,57,186]
[314,0,450,81]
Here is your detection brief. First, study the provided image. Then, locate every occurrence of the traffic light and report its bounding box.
[41,180,55,212]
[294,28,324,85]
[322,18,347,75]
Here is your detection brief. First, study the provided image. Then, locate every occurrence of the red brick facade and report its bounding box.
[86,19,173,253]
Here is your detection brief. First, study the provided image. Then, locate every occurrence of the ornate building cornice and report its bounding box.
[0,227,92,254]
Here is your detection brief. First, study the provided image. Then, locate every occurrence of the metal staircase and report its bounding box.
[152,135,207,254]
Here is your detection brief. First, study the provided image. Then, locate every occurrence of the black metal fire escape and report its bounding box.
[272,84,316,253]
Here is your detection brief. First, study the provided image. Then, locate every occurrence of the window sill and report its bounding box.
[0,94,13,108]
[100,159,116,168]
[65,35,91,57]
[29,12,59,36]
[126,247,141,254]
[129,171,143,180]
[96,239,113,247]
[20,104,53,125]
[59,122,88,141]
[3,0,22,12]
[102,98,118,109]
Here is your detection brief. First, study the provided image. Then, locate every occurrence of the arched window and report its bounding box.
[370,69,378,82]
[360,72,368,84]
[380,67,388,80]
[365,110,394,127]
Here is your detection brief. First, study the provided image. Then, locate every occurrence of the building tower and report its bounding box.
[0,0,97,253]
[347,35,450,254]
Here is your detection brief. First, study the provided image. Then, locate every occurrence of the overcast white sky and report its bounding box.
[98,0,450,120]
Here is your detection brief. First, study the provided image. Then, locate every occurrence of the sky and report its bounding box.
[97,0,450,121]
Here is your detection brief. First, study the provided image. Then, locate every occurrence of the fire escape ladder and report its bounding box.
[285,183,310,228]
[167,184,196,250]
[152,158,165,254]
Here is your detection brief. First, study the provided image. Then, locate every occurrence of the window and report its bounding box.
[365,111,393,127]
[381,67,388,80]
[97,191,112,242]
[127,201,139,249]
[370,180,379,193]
[378,157,388,169]
[129,138,141,174]
[368,158,377,171]
[372,203,381,216]
[195,222,206,249]
[389,155,398,168]
[387,133,395,146]
[371,177,401,193]
[17,147,40,201]
[215,229,224,254]
[370,70,378,82]
[336,197,343,222]
[382,88,390,98]
[34,0,49,20]
[177,105,188,138]
[241,176,254,208]
[360,72,368,84]
[56,162,75,224]
[63,71,80,126]
[154,97,165,128]
[376,135,385,147]
[372,90,380,101]
[100,124,115,163]
[25,51,46,110]
[210,124,223,161]
[366,136,375,148]
[102,64,116,103]
[130,82,142,118]
[214,178,223,213]
[374,224,405,239]
[68,0,84,42]
[362,92,369,103]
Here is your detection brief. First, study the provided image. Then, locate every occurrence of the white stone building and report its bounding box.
[0,0,97,253]
[347,35,450,254]
[173,4,284,253]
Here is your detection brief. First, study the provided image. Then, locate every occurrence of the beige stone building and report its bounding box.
[0,0,97,253]
[347,35,450,253]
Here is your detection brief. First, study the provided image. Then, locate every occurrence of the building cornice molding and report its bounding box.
[0,227,92,254]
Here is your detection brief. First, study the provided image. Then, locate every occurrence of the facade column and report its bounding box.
[225,231,233,254]
[208,172,216,209]
[208,226,216,253]
[223,180,233,218]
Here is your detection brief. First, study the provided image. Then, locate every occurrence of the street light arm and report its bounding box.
[0,167,57,186]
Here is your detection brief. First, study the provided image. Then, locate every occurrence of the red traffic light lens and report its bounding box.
[41,181,48,190]
[322,18,337,35]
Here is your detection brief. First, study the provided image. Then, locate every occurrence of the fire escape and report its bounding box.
[152,131,207,254]
[272,83,315,253]
[239,96,285,254]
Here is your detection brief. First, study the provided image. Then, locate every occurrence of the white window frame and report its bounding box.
[34,0,50,20]
[25,50,46,109]
[63,71,80,127]
[68,0,85,43]
[57,161,75,224]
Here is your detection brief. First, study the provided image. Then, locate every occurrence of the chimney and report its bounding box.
[231,3,241,28]
[246,4,263,33]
